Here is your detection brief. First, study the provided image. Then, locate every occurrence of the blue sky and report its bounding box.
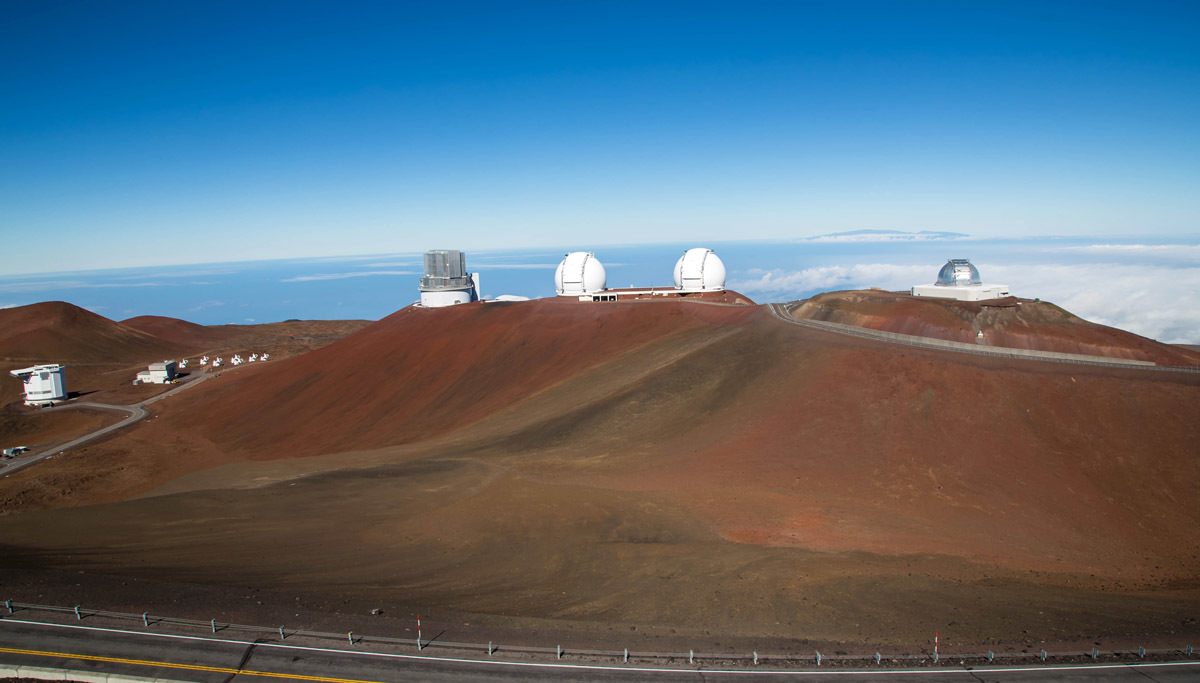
[2,1,1199,275]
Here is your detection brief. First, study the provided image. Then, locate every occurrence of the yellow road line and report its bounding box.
[0,646,384,683]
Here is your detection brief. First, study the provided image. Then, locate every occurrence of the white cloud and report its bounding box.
[291,253,411,264]
[1051,244,1200,264]
[0,303,17,309]
[188,300,224,312]
[1061,243,1200,254]
[0,280,172,293]
[491,295,531,301]
[244,318,256,323]
[732,262,1200,344]
[986,263,1200,344]
[804,230,970,243]
[116,268,238,280]
[730,263,928,295]
[280,270,416,283]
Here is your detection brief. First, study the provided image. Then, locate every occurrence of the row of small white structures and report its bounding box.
[6,352,275,407]
[198,353,269,369]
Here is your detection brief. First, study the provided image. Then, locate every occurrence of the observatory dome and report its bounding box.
[935,259,982,287]
[555,251,607,296]
[673,248,726,292]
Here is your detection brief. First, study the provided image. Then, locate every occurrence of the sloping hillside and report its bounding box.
[1,295,1197,648]
[120,315,238,348]
[790,290,1200,366]
[157,298,758,460]
[0,302,184,365]
[0,302,190,407]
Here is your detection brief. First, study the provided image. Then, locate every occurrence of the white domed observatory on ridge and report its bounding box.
[555,251,607,296]
[673,247,726,292]
[911,258,1009,301]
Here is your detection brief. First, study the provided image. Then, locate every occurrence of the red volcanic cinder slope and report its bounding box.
[121,315,239,349]
[165,298,758,460]
[791,289,1200,366]
[0,302,185,364]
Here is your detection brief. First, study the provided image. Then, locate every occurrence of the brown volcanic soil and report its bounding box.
[791,289,1200,366]
[1,296,1198,651]
[1,302,370,408]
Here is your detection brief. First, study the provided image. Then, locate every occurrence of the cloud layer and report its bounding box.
[731,261,1200,344]
[281,270,417,282]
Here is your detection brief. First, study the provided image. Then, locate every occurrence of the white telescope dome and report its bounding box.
[555,251,607,295]
[673,248,726,292]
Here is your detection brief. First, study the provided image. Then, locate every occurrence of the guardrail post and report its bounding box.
[279,626,285,640]
[488,641,493,656]
[74,605,81,620]
[5,600,12,614]
[1040,649,1047,661]
[624,648,628,663]
[1091,648,1098,660]
[1187,645,1193,655]
[142,612,149,627]
[211,619,216,633]
[1139,647,1145,658]
[557,645,562,660]
[816,651,822,666]
[348,631,353,644]
[753,651,758,665]
[988,651,994,662]
[875,652,881,665]
[689,650,694,665]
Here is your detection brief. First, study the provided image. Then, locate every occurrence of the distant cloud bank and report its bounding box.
[282,270,417,282]
[732,255,1200,344]
[804,230,970,243]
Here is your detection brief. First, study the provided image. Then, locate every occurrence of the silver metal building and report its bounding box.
[912,258,1009,301]
[419,250,480,307]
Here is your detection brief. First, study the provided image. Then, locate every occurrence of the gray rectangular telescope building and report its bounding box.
[419,250,480,307]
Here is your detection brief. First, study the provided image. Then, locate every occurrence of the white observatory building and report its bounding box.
[555,251,607,296]
[673,247,726,292]
[419,249,480,307]
[134,360,178,385]
[911,258,1009,301]
[10,364,68,406]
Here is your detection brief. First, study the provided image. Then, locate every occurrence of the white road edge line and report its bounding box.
[1,617,1197,677]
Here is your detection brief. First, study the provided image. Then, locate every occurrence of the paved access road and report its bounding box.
[764,303,1196,373]
[1,370,211,478]
[1,618,1197,683]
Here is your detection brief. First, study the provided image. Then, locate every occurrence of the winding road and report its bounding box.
[1,369,211,478]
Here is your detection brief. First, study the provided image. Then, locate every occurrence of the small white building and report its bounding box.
[555,251,607,296]
[10,364,68,406]
[912,259,1010,301]
[419,249,480,307]
[135,360,177,385]
[673,248,727,292]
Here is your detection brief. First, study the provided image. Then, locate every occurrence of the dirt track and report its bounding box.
[1,296,1198,651]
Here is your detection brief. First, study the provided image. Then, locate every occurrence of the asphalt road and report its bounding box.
[763,303,1189,372]
[1,618,1197,682]
[1,369,210,478]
